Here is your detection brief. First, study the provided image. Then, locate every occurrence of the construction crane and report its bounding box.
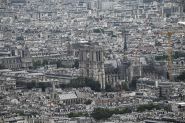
[134,36,143,77]
[161,32,174,81]
[158,30,185,81]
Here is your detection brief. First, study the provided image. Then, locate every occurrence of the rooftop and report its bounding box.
[58,93,78,100]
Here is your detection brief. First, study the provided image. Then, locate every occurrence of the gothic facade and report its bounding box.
[78,42,106,89]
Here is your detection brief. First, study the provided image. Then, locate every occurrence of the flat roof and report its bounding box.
[59,93,77,100]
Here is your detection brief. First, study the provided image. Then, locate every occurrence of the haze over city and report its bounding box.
[0,0,185,123]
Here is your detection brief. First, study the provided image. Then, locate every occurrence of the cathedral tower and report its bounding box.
[79,42,105,89]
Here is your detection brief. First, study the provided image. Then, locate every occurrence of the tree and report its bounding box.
[84,99,92,105]
[136,103,171,112]
[93,28,104,33]
[16,36,24,41]
[68,112,89,118]
[166,13,171,18]
[85,78,101,91]
[26,81,52,91]
[155,41,162,46]
[0,64,5,69]
[91,107,132,121]
[105,85,114,92]
[155,55,168,61]
[32,60,42,69]
[27,81,36,89]
[42,59,48,66]
[129,76,139,91]
[72,60,79,69]
[121,82,129,91]
[38,82,52,92]
[91,108,112,121]
[176,71,185,82]
[56,60,65,68]
[112,35,117,38]
[173,51,185,59]
[66,77,101,92]
[110,107,132,114]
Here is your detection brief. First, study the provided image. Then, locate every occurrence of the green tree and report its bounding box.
[85,78,101,91]
[16,36,24,41]
[136,103,168,112]
[176,71,185,82]
[67,77,101,92]
[105,85,114,92]
[112,35,117,37]
[32,60,42,69]
[91,108,112,121]
[84,99,92,105]
[72,60,79,68]
[56,60,65,68]
[173,51,185,59]
[91,107,132,121]
[27,81,36,89]
[110,107,132,114]
[155,55,168,61]
[37,82,52,92]
[42,59,48,66]
[121,82,129,91]
[93,28,104,33]
[68,112,89,118]
[155,41,162,46]
[0,64,5,69]
[129,76,139,91]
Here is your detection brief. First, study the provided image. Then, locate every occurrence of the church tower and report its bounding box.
[20,45,33,69]
[79,42,105,89]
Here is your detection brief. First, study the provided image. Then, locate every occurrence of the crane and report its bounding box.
[155,31,175,81]
[157,31,185,81]
[162,32,174,81]
[134,36,143,77]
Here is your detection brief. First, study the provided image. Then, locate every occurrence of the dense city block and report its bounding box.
[0,0,185,123]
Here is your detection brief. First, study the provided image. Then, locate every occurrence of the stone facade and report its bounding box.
[79,42,105,89]
[0,45,33,70]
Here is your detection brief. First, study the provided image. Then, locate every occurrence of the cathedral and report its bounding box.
[78,42,106,89]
